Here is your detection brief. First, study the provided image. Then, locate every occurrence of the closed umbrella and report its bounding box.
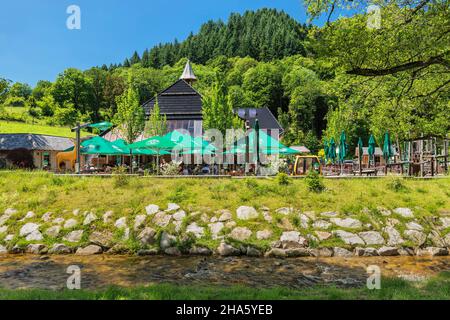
[339,131,347,163]
[357,137,363,175]
[368,134,376,168]
[328,137,336,164]
[383,132,393,173]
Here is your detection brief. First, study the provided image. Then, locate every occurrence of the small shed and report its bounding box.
[0,134,73,170]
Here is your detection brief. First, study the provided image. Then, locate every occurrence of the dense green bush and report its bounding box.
[112,166,129,188]
[275,172,291,186]
[305,170,325,193]
[387,177,407,192]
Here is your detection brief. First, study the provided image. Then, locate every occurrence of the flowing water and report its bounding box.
[0,254,449,290]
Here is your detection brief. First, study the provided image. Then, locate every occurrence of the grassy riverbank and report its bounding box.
[1,272,450,300]
[0,171,449,216]
[0,171,449,254]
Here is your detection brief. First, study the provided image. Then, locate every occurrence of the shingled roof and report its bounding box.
[0,134,73,151]
[142,79,203,120]
[236,107,283,132]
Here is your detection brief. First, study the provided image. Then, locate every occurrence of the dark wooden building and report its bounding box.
[235,107,283,133]
[142,60,283,136]
[142,60,203,136]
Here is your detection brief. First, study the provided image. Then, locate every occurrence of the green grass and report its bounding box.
[0,172,448,218]
[0,172,448,251]
[0,120,90,138]
[4,106,27,115]
[1,272,450,300]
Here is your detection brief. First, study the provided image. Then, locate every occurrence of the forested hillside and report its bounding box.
[1,3,448,153]
[124,9,310,68]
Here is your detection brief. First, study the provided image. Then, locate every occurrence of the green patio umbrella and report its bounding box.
[111,139,131,153]
[368,134,376,167]
[277,146,302,155]
[128,135,176,149]
[234,129,293,155]
[129,136,176,174]
[328,137,336,163]
[338,131,348,163]
[164,130,198,150]
[80,136,126,155]
[88,121,113,131]
[165,130,216,155]
[383,131,393,165]
[111,139,168,156]
[357,137,364,174]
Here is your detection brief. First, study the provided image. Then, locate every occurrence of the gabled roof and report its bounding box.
[180,60,197,82]
[236,107,283,132]
[0,134,73,151]
[142,79,203,120]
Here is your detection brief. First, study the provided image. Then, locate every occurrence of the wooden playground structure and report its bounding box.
[323,134,449,177]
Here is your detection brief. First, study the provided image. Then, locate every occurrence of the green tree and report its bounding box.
[113,85,145,144]
[9,82,32,99]
[103,72,127,118]
[85,67,108,122]
[130,51,141,65]
[242,62,284,114]
[0,78,10,105]
[305,0,450,139]
[32,80,52,100]
[145,97,167,136]
[53,102,79,126]
[36,93,58,117]
[202,73,243,135]
[52,68,93,117]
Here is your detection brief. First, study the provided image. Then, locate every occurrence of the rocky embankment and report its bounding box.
[1,204,450,258]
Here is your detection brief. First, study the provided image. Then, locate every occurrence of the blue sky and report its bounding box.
[0,0,342,86]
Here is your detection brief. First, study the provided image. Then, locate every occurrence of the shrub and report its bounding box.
[305,170,325,193]
[387,177,407,192]
[112,166,129,188]
[160,161,182,175]
[244,178,258,189]
[4,96,26,107]
[275,172,291,186]
[167,185,190,203]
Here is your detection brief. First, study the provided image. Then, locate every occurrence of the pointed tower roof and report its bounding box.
[180,59,197,82]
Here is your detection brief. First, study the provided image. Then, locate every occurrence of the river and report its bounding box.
[1,254,449,290]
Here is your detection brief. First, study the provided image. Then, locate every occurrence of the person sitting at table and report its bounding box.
[201,165,210,175]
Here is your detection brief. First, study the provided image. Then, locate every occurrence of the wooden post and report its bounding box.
[408,140,412,176]
[76,122,81,174]
[396,136,403,175]
[420,136,424,177]
[359,155,362,176]
[445,138,448,173]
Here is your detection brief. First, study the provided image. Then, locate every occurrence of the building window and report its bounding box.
[167,120,203,135]
[43,152,50,168]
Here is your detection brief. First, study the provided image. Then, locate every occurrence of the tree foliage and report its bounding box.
[113,85,145,144]
[2,6,448,154]
[202,73,243,134]
[306,0,450,142]
[131,9,309,68]
[145,97,167,137]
